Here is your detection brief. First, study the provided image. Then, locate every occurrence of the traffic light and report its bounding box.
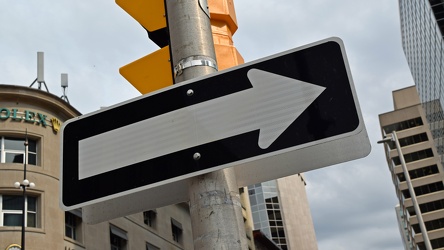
[117,0,244,94]
[116,0,173,94]
[208,0,244,70]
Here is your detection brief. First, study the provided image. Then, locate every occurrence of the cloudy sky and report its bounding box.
[0,0,415,249]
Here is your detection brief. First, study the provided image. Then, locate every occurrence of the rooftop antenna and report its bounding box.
[60,73,69,103]
[30,51,49,92]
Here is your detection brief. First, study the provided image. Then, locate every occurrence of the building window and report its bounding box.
[146,242,160,250]
[265,196,287,249]
[110,225,128,250]
[414,181,444,196]
[431,127,444,139]
[399,133,428,147]
[65,210,83,242]
[397,164,439,182]
[383,117,423,134]
[385,133,429,150]
[0,195,38,227]
[171,218,182,243]
[426,110,444,123]
[143,210,156,227]
[425,218,444,231]
[431,237,444,249]
[419,199,444,214]
[0,137,37,165]
[392,148,434,165]
[401,189,411,200]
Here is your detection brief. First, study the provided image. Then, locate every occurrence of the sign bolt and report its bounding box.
[193,152,201,161]
[187,89,194,96]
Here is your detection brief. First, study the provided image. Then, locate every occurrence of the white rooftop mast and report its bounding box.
[29,51,49,92]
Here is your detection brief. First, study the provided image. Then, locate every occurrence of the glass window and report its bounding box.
[431,237,444,249]
[383,117,423,134]
[110,225,127,250]
[146,242,160,250]
[397,164,440,182]
[414,181,444,196]
[1,195,38,227]
[143,210,156,227]
[65,210,83,242]
[65,212,77,240]
[250,196,257,206]
[425,218,444,231]
[0,137,38,165]
[392,149,434,165]
[27,196,36,227]
[420,199,444,213]
[265,196,287,249]
[398,133,428,147]
[171,218,182,244]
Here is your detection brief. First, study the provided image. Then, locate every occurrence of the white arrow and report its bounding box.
[78,69,326,179]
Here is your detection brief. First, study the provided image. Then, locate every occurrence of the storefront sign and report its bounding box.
[0,108,47,126]
[0,108,60,133]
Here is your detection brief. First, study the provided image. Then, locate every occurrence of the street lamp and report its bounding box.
[12,134,35,250]
[378,131,432,250]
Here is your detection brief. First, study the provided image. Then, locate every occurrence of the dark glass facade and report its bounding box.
[399,0,444,165]
[248,181,288,249]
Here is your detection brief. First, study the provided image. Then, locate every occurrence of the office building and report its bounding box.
[395,2,444,247]
[398,0,444,161]
[379,86,444,249]
[248,174,318,250]
[0,85,197,250]
[0,84,317,250]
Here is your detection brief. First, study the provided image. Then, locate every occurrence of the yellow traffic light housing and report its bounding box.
[119,46,172,94]
[116,0,173,94]
[116,0,244,94]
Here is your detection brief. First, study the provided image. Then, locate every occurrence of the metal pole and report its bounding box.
[392,131,432,250]
[21,186,26,250]
[165,0,247,249]
[21,134,29,250]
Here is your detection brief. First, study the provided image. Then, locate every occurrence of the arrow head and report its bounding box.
[247,69,326,149]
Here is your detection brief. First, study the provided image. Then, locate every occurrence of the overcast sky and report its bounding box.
[0,0,414,249]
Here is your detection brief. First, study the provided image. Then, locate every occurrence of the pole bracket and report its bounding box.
[198,0,210,18]
[174,56,218,77]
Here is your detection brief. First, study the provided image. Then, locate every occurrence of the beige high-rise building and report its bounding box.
[379,86,444,249]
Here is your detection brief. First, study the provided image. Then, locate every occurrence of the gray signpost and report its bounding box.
[166,1,247,248]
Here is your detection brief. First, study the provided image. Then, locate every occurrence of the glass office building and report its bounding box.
[0,85,195,250]
[391,1,444,248]
[248,174,318,250]
[249,180,285,247]
[399,0,444,161]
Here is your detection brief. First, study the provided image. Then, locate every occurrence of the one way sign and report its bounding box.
[61,37,370,221]
[77,69,325,180]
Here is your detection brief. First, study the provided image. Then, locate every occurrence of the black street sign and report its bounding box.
[61,37,370,220]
